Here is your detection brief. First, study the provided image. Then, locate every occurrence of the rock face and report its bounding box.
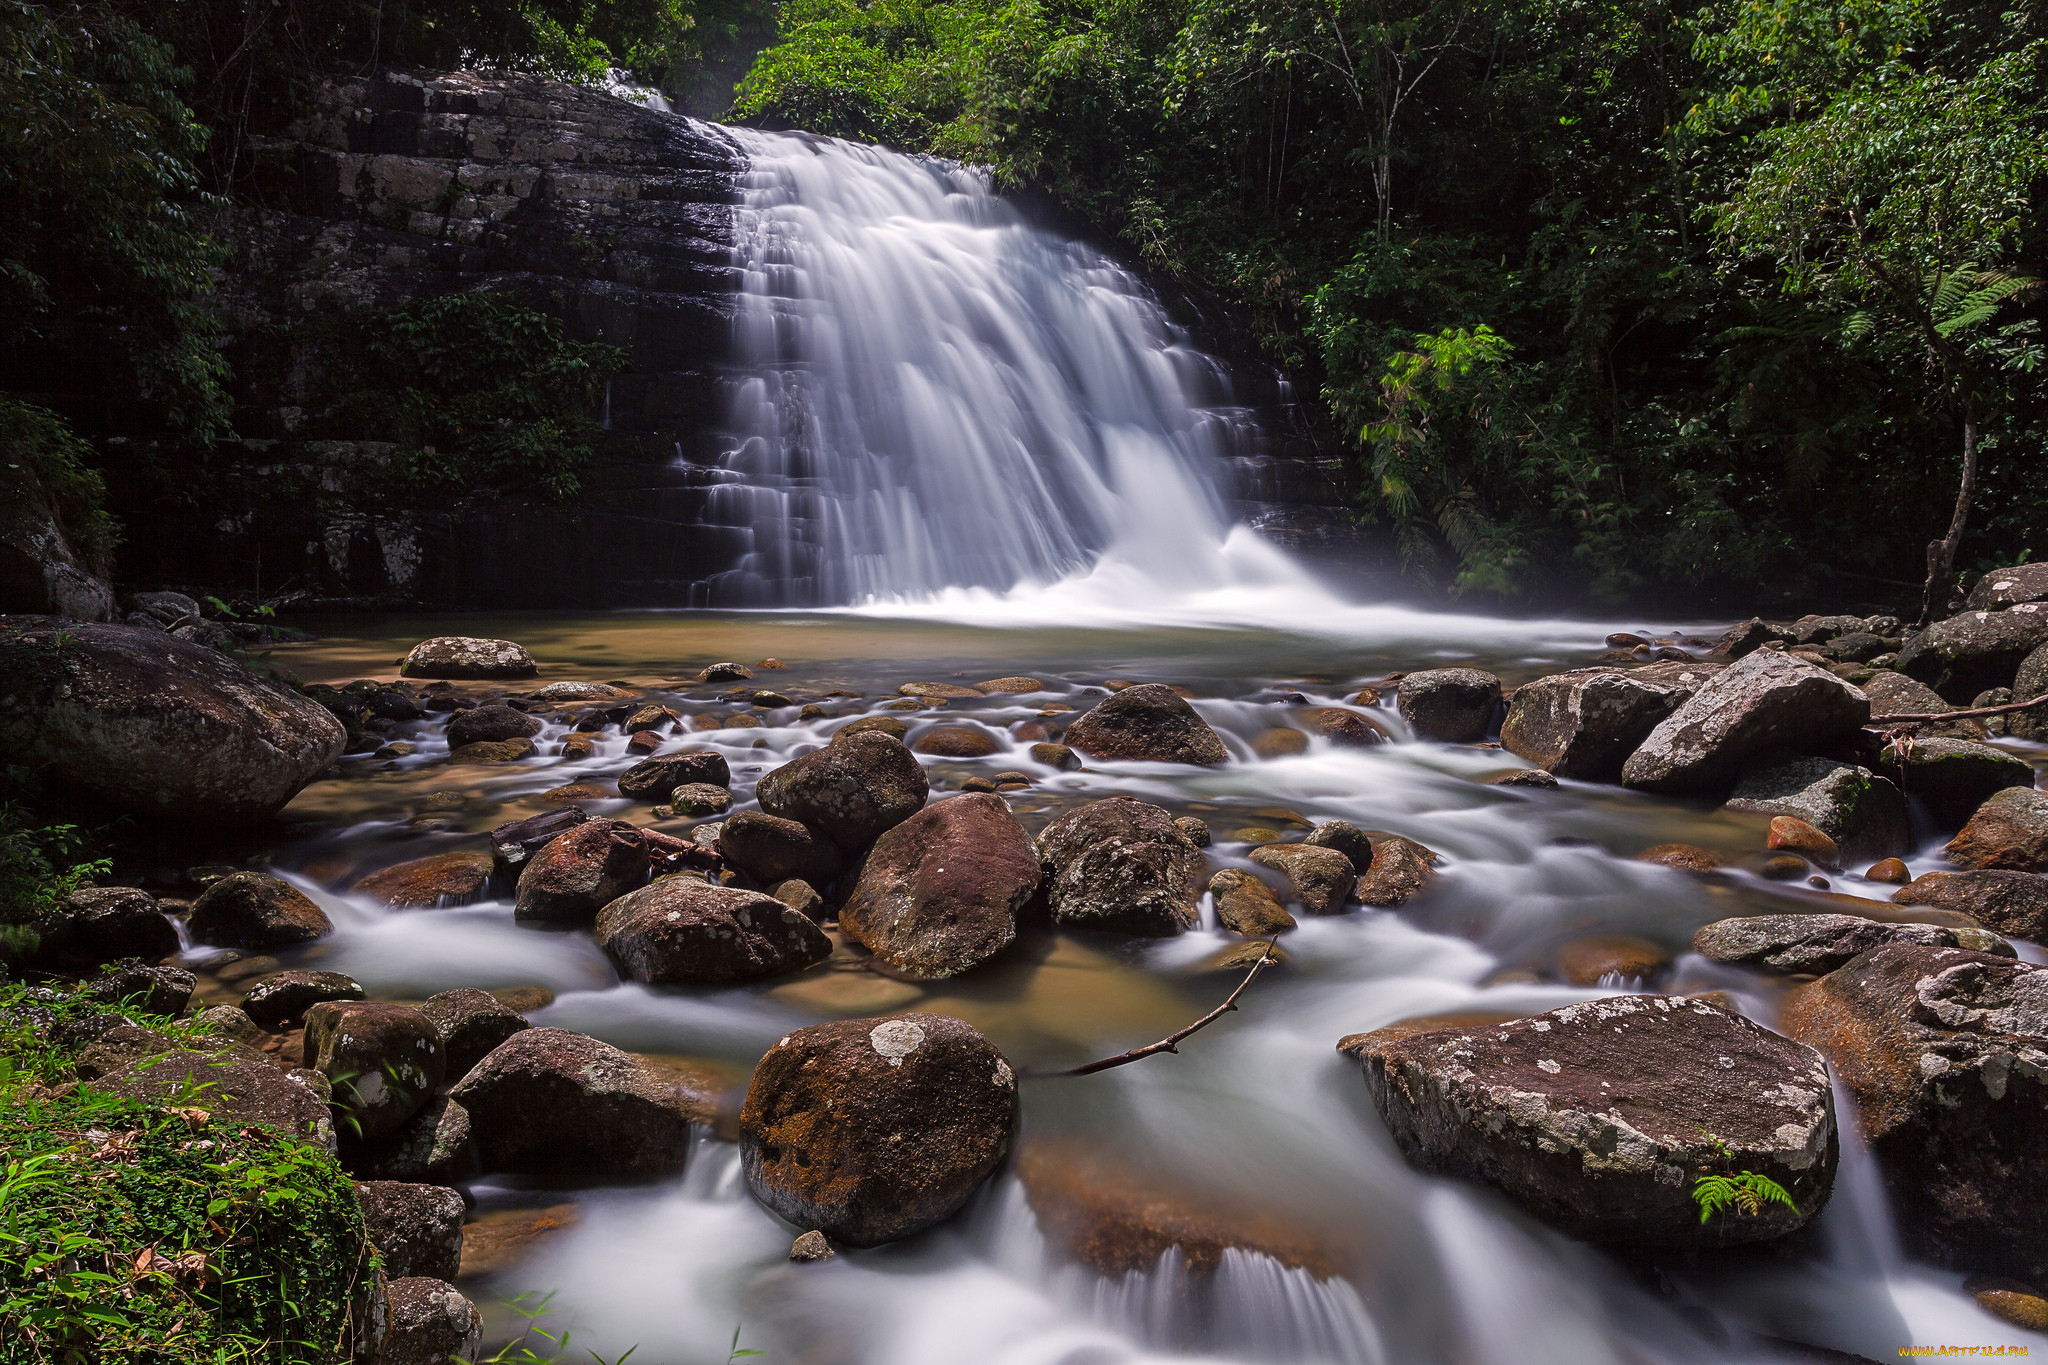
[0,618,345,820]
[1894,871,2048,941]
[617,749,730,801]
[1620,651,1870,793]
[304,1002,445,1140]
[1947,787,2048,872]
[2013,643,2048,742]
[86,963,196,1016]
[1781,946,2048,1277]
[356,1181,464,1280]
[838,794,1039,978]
[1499,664,1719,781]
[0,458,114,620]
[1967,563,2048,612]
[31,886,180,970]
[1693,914,1969,975]
[716,811,843,886]
[242,970,367,1028]
[418,989,529,1080]
[1035,797,1205,936]
[378,1278,483,1365]
[348,1094,474,1184]
[1898,605,2048,702]
[1063,684,1229,765]
[513,819,646,923]
[351,850,496,909]
[1876,737,2035,827]
[594,878,831,985]
[400,637,536,680]
[740,1014,1017,1247]
[450,1028,693,1180]
[1396,669,1504,743]
[189,871,335,950]
[93,1047,334,1148]
[1349,996,1837,1246]
[1248,844,1355,914]
[1724,757,1909,861]
[756,731,930,853]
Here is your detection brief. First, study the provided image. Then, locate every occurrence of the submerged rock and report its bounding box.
[1063,684,1228,765]
[740,1014,1016,1247]
[1348,995,1837,1246]
[1396,668,1503,743]
[757,730,930,853]
[911,725,1003,758]
[1724,757,1909,862]
[594,879,831,986]
[1620,651,1869,793]
[1035,797,1205,936]
[189,871,334,950]
[1947,788,2048,872]
[1555,934,1670,985]
[1693,914,1971,975]
[400,637,536,680]
[1781,945,2048,1277]
[839,793,1039,978]
[450,1028,693,1180]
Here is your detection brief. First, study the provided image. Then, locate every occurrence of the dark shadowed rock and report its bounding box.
[451,1027,694,1179]
[1724,757,1909,862]
[92,1047,334,1148]
[839,793,1038,979]
[1035,798,1204,937]
[1620,651,1869,793]
[351,850,496,909]
[1313,708,1392,748]
[757,731,930,852]
[617,749,730,801]
[1357,836,1439,907]
[1500,663,1721,781]
[1396,669,1503,743]
[1947,787,2048,872]
[740,1014,1016,1247]
[84,963,196,1016]
[594,879,831,985]
[33,886,179,970]
[1249,844,1355,914]
[305,1001,444,1141]
[1172,815,1213,848]
[400,637,536,680]
[718,810,844,886]
[1863,670,1987,740]
[1876,737,2035,827]
[1303,820,1373,874]
[0,619,346,821]
[1693,914,1968,975]
[189,871,334,950]
[418,989,529,1080]
[347,1094,474,1184]
[378,1278,482,1365]
[1207,869,1296,937]
[1898,605,2048,703]
[1781,945,2048,1278]
[1348,995,1836,1246]
[356,1182,464,1281]
[1967,562,2048,612]
[1063,684,1228,765]
[444,704,540,750]
[488,807,588,873]
[1029,741,1079,770]
[513,819,646,924]
[1894,871,2048,941]
[2012,643,2048,743]
[241,970,365,1029]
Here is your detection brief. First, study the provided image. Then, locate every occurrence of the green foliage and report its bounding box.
[0,781,108,965]
[467,1290,640,1364]
[0,400,120,568]
[1691,1170,1800,1223]
[0,981,374,1363]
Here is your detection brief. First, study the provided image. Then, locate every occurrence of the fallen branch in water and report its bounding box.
[1871,690,2048,723]
[1028,939,1280,1078]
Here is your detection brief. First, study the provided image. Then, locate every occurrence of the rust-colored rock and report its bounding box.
[718,810,843,886]
[839,793,1039,978]
[595,879,831,986]
[1555,933,1670,986]
[1766,816,1840,869]
[512,819,646,924]
[1357,836,1439,907]
[1251,728,1309,759]
[912,725,1003,758]
[1947,787,2048,871]
[1893,869,2048,941]
[1866,857,1912,884]
[1635,843,1722,873]
[1313,707,1391,748]
[352,850,496,909]
[450,1028,693,1180]
[617,749,729,801]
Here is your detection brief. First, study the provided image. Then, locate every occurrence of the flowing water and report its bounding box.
[203,118,2048,1362]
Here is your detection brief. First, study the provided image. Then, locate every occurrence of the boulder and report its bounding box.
[418,989,529,1080]
[1357,836,1439,907]
[1172,815,1213,848]
[347,1094,474,1184]
[617,749,730,801]
[448,737,534,763]
[32,886,179,970]
[193,1004,263,1044]
[1862,670,1988,740]
[73,1023,175,1080]
[1894,870,2048,941]
[449,1027,694,1180]
[512,819,646,924]
[1947,787,2048,872]
[1708,618,1783,659]
[188,871,334,950]
[1781,946,2048,1277]
[84,963,196,1016]
[1966,562,2048,612]
[1620,651,1869,793]
[739,1014,1016,1246]
[377,1278,482,1365]
[1724,757,1909,861]
[717,811,843,886]
[835,716,907,740]
[0,618,345,820]
[92,1047,334,1148]
[355,1182,464,1280]
[696,661,752,682]
[594,879,831,985]
[1035,798,1204,937]
[1062,684,1228,766]
[1302,820,1374,874]
[241,970,366,1029]
[528,680,635,702]
[1249,844,1355,914]
[350,850,496,909]
[1029,741,1079,769]
[2009,642,2048,742]
[1313,708,1392,748]
[488,807,587,873]
[1897,605,2048,703]
[1499,664,1719,781]
[668,783,731,816]
[0,456,114,620]
[399,637,536,680]
[1766,816,1840,869]
[1207,869,1296,937]
[1876,736,2035,827]
[443,705,540,751]
[911,725,1003,758]
[838,793,1039,979]
[756,730,930,854]
[1694,913,1969,975]
[304,1002,445,1141]
[1396,669,1503,743]
[1349,995,1836,1246]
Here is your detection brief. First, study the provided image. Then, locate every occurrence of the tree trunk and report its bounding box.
[1918,414,1980,628]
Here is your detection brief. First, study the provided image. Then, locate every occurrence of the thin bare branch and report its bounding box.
[1027,940,1281,1078]
[1872,690,2048,723]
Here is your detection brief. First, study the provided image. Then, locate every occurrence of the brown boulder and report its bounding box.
[1894,870,2048,941]
[594,879,831,985]
[444,704,540,750]
[1207,869,1296,937]
[1357,836,1439,907]
[450,1028,694,1180]
[1249,844,1354,914]
[1396,668,1502,743]
[240,970,365,1029]
[839,793,1039,978]
[1302,820,1373,873]
[1947,787,2048,871]
[400,637,536,680]
[912,725,1003,758]
[617,749,730,801]
[1621,651,1870,792]
[1635,843,1722,873]
[189,871,333,950]
[513,819,646,924]
[1556,933,1670,985]
[1035,797,1204,937]
[1500,664,1717,781]
[757,730,930,852]
[1029,741,1079,770]
[1063,684,1228,766]
[717,810,843,886]
[1766,816,1839,868]
[418,989,529,1080]
[1693,913,1966,975]
[448,738,534,763]
[739,1014,1016,1246]
[1313,708,1391,748]
[351,850,496,909]
[1250,728,1308,759]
